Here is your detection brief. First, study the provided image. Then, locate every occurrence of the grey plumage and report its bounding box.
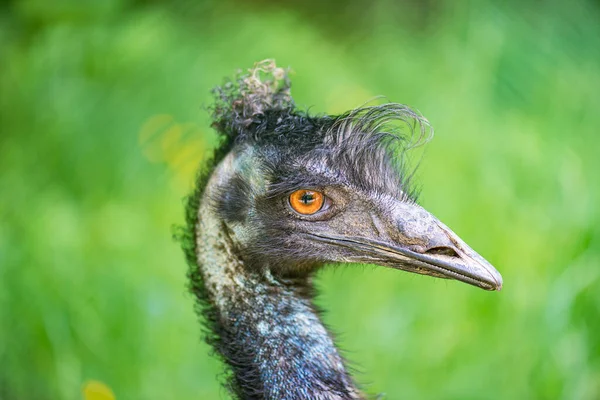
[177,60,502,400]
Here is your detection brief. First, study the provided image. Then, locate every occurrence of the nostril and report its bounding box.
[424,246,459,257]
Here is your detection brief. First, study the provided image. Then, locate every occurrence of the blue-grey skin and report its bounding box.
[181,61,502,400]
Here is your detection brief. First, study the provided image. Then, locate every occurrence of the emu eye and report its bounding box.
[289,189,325,215]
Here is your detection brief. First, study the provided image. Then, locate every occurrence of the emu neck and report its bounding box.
[196,201,361,399]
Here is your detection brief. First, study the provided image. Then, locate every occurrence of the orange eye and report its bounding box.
[289,190,325,215]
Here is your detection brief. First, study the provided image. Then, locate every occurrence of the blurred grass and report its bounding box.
[1,0,599,399]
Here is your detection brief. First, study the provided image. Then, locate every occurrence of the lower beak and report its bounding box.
[313,234,502,291]
[368,236,502,291]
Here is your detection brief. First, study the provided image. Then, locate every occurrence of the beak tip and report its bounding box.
[495,278,503,291]
[489,271,503,291]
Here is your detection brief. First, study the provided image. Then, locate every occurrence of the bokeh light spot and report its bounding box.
[82,380,115,400]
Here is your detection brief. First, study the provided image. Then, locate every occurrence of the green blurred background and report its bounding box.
[1,0,599,399]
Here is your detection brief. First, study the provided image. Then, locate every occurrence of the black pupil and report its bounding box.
[300,192,314,204]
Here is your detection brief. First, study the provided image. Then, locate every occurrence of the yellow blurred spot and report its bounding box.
[139,114,175,163]
[169,137,204,173]
[82,380,115,400]
[139,114,174,145]
[160,123,183,159]
[138,113,208,189]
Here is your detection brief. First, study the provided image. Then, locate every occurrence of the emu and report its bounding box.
[178,60,502,400]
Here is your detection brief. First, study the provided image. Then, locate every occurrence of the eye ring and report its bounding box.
[289,189,325,215]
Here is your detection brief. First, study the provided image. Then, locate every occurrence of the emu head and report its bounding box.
[205,61,502,291]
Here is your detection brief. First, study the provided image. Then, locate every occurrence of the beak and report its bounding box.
[378,202,503,291]
[312,203,503,291]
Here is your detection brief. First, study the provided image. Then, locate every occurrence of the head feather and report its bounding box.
[206,60,432,201]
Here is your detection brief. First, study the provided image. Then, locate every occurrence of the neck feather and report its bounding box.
[194,198,362,399]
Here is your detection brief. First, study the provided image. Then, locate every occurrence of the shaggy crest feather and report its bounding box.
[211,59,294,141]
